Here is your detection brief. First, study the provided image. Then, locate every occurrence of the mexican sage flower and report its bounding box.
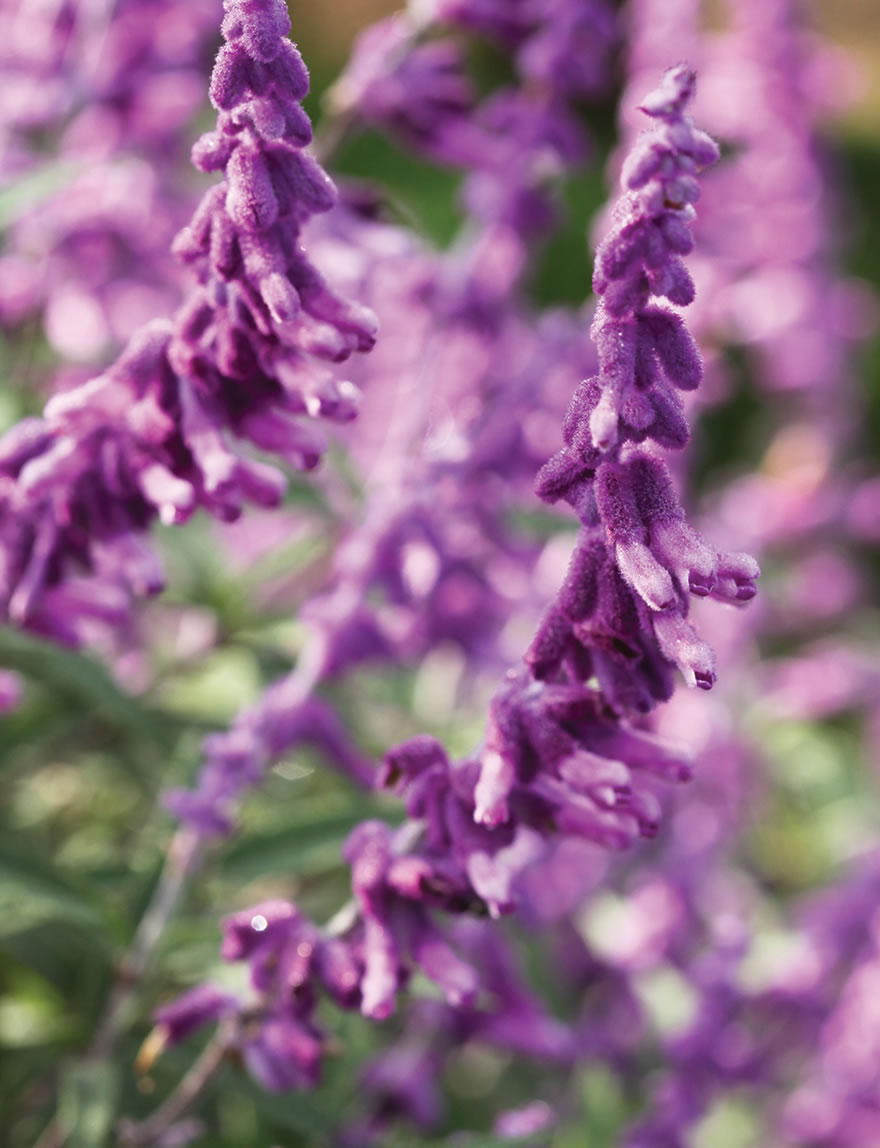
[0,0,376,646]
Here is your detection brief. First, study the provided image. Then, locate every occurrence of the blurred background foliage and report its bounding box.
[1,1,880,1146]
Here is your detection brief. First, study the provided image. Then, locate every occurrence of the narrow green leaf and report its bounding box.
[453,1136,545,1148]
[0,627,168,749]
[0,836,103,934]
[219,809,366,881]
[0,922,113,1003]
[0,161,82,227]
[248,1082,337,1141]
[59,1061,121,1148]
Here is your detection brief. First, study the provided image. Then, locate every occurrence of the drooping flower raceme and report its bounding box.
[534,66,758,699]
[0,0,376,646]
[339,65,758,1019]
[578,4,880,1144]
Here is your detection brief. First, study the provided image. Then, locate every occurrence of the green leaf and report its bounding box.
[219,807,367,881]
[0,921,112,1005]
[334,129,463,247]
[0,835,104,935]
[157,647,263,724]
[455,1137,546,1148]
[246,1077,337,1142]
[383,1135,547,1148]
[0,627,166,750]
[59,1061,121,1148]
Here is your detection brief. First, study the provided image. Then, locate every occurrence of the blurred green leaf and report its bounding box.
[59,1061,121,1148]
[0,161,82,227]
[0,835,103,935]
[246,1077,339,1141]
[219,805,367,881]
[157,648,263,724]
[461,1137,549,1148]
[0,628,169,753]
[0,922,112,1006]
[334,129,462,247]
[383,1134,549,1148]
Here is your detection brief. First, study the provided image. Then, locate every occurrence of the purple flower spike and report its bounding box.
[331,16,474,156]
[367,68,758,939]
[428,0,536,45]
[220,0,293,64]
[535,66,758,704]
[0,0,376,646]
[188,894,367,1094]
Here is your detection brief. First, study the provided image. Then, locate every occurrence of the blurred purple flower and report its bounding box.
[0,669,22,714]
[0,0,375,646]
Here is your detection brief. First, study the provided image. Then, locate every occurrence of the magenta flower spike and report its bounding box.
[534,65,758,704]
[0,0,376,646]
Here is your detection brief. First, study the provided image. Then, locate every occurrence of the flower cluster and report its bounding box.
[579,6,880,1144]
[0,0,375,646]
[10,2,877,1146]
[152,70,759,1119]
[151,896,572,1115]
[161,181,597,840]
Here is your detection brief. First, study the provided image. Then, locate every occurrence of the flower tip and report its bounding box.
[638,65,697,120]
[299,451,323,472]
[363,998,394,1021]
[449,986,478,1009]
[473,801,509,828]
[473,748,513,827]
[158,503,187,526]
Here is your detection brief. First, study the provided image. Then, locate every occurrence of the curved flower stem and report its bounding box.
[117,1021,237,1147]
[91,827,204,1059]
[312,107,356,165]
[32,830,204,1148]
